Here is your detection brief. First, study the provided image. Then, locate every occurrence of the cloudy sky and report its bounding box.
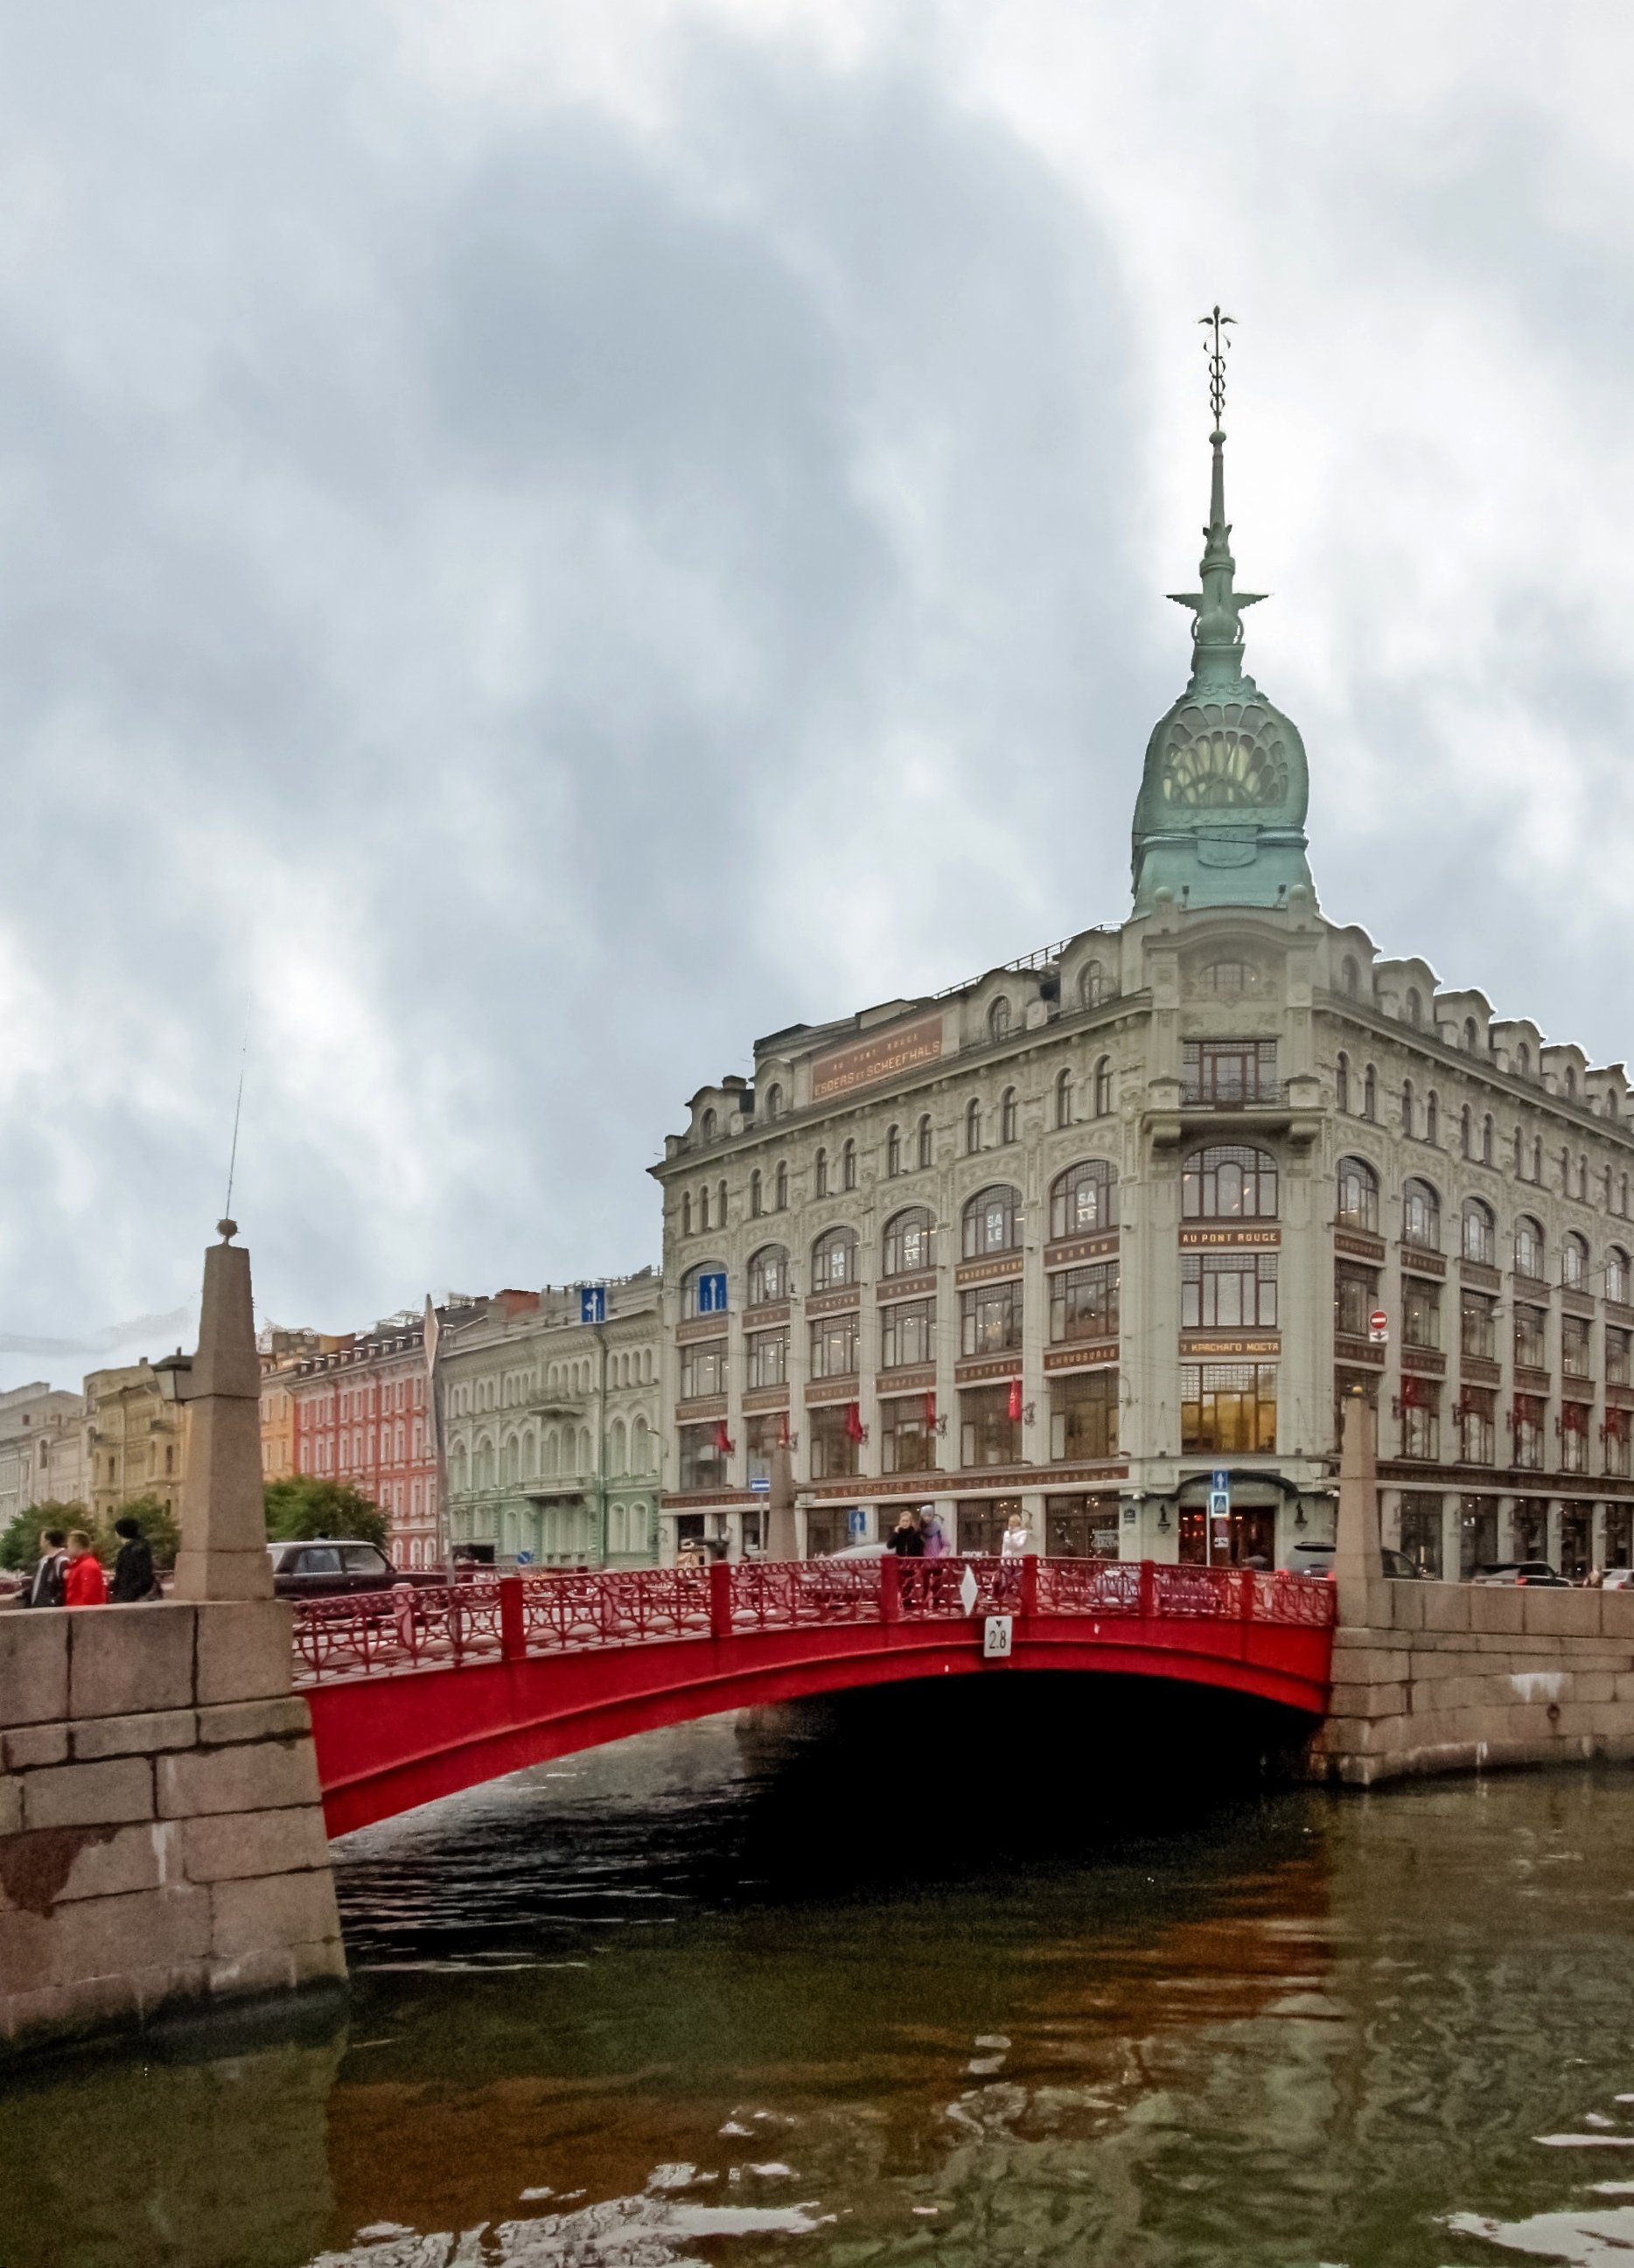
[3,1,1633,1387]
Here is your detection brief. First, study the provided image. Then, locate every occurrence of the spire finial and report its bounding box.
[1166,307,1266,691]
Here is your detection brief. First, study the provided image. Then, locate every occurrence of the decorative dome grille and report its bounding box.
[1159,701,1288,808]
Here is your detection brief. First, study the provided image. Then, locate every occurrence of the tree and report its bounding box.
[0,1499,90,1571]
[101,1493,181,1570]
[264,1476,388,1551]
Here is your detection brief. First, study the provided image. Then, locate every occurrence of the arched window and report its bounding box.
[750,1168,763,1218]
[1562,1231,1589,1290]
[965,1100,981,1155]
[1404,988,1421,1028]
[1482,1113,1494,1165]
[961,1183,1022,1259]
[681,1260,729,1319]
[1079,960,1112,1008]
[775,1162,788,1210]
[701,1106,716,1142]
[1460,1105,1472,1159]
[988,996,1011,1043]
[1463,1017,1478,1053]
[1463,1198,1495,1266]
[1337,1157,1379,1232]
[1342,957,1361,998]
[699,1186,710,1232]
[632,1415,651,1474]
[1515,1216,1544,1281]
[1566,1065,1578,1099]
[1561,1145,1571,1194]
[1400,1078,1414,1139]
[918,1114,932,1169]
[883,1206,934,1277]
[1001,1087,1018,1145]
[764,1083,782,1121]
[1533,1136,1544,1182]
[886,1124,901,1177]
[1051,1159,1118,1239]
[1363,1064,1377,1121]
[1425,1092,1439,1147]
[1198,959,1256,996]
[1055,1068,1072,1129]
[1517,1043,1531,1077]
[1513,1127,1526,1177]
[1183,1144,1278,1221]
[717,1178,727,1224]
[748,1245,788,1306]
[1608,1092,1621,1125]
[814,1148,828,1197]
[1337,1051,1350,1113]
[610,1418,627,1477]
[681,1192,692,1237]
[841,1139,856,1192]
[811,1225,858,1289]
[1094,1057,1114,1116]
[1402,1178,1440,1250]
[1610,1247,1631,1306]
[1580,1155,1590,1203]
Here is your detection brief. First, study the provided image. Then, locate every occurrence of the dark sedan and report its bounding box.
[268,1539,444,1600]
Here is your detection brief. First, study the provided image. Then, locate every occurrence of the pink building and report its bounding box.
[289,1315,440,1569]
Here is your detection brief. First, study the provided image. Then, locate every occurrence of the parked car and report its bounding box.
[1281,1539,1424,1581]
[267,1539,443,1601]
[1603,1567,1634,1590]
[825,1541,889,1561]
[1470,1560,1571,1587]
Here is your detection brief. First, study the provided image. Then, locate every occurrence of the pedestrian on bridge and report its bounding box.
[24,1528,68,1609]
[885,1510,925,1557]
[1000,1511,1034,1560]
[921,1508,950,1558]
[109,1516,162,1602]
[62,1532,108,1608]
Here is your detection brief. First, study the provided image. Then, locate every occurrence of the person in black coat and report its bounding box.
[108,1516,159,1602]
[883,1511,925,1558]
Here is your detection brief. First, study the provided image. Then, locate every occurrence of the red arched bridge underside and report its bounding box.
[297,1558,1337,1838]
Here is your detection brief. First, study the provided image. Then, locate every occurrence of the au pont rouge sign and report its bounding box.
[810,1009,945,1102]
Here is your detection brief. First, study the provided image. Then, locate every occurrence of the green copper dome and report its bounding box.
[1131,419,1314,915]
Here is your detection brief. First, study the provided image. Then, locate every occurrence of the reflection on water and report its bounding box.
[5,1676,1634,2266]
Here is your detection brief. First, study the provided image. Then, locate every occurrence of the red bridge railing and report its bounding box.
[290,1556,1334,1687]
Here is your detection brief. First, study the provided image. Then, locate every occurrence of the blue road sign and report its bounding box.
[697,1271,728,1314]
[579,1285,606,1325]
[749,1476,771,1493]
[1212,1468,1230,1495]
[847,1508,868,1540]
[1208,1490,1230,1519]
[514,1549,534,1566]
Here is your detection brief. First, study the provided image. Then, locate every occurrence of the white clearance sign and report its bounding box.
[1369,1309,1389,1345]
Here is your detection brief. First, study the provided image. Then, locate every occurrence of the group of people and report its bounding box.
[18,1519,160,1609]
[885,1506,1033,1559]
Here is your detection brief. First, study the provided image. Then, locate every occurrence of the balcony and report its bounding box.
[1146,1071,1322,1148]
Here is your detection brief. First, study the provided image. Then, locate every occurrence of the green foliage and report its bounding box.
[264,1476,388,1551]
[0,1499,91,1571]
[101,1494,181,1570]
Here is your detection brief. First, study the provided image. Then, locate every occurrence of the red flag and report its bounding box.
[1400,1376,1421,1409]
[777,1410,790,1449]
[714,1420,736,1455]
[844,1401,863,1442]
[1007,1378,1023,1422]
[923,1390,937,1428]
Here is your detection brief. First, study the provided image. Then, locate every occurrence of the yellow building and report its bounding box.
[84,1361,186,1526]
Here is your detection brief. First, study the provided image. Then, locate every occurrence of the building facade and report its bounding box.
[287,1314,442,1569]
[258,1326,324,1484]
[653,409,1634,1580]
[84,1362,185,1529]
[440,1275,661,1568]
[0,1383,87,1530]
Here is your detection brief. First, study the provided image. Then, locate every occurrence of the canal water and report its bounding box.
[6,1678,1634,2267]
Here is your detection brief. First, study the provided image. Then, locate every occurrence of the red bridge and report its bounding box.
[297,1558,1336,1838]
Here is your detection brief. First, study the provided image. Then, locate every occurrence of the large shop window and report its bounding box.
[1515,1217,1545,1282]
[679,1340,728,1399]
[1337,1157,1379,1233]
[1461,1291,1498,1362]
[1513,1395,1547,1469]
[883,1206,934,1278]
[1335,1263,1378,1340]
[1562,1232,1589,1291]
[1399,1493,1443,1578]
[1402,1281,1441,1351]
[1514,1303,1548,1371]
[747,1244,788,1307]
[1050,1159,1118,1239]
[811,1225,858,1290]
[1180,1364,1276,1454]
[1182,1145,1278,1221]
[1181,1038,1278,1106]
[1183,1251,1276,1330]
[807,1404,859,1482]
[1050,1370,1118,1462]
[809,1315,859,1379]
[1401,1178,1441,1251]
[880,1298,933,1369]
[1045,1493,1121,1557]
[677,1423,727,1492]
[1462,1199,1496,1266]
[1562,1314,1593,1379]
[1458,1496,1498,1578]
[745,1329,788,1391]
[960,1385,1021,1469]
[1458,1388,1495,1465]
[881,1395,937,1475]
[961,1281,1022,1357]
[1051,1262,1120,1343]
[1610,1247,1631,1306]
[1398,1380,1440,1460]
[962,1183,1022,1259]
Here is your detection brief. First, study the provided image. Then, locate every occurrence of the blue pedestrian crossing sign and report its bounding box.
[579,1285,606,1324]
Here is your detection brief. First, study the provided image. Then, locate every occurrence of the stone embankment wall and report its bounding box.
[1317,1581,1634,1786]
[0,1599,344,2056]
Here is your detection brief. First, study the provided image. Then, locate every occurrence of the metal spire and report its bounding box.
[1168,307,1266,691]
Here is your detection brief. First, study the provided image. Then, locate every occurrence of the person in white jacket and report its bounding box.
[999,1511,1032,1560]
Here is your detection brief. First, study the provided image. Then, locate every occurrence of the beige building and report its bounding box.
[652,408,1634,1581]
[0,1382,87,1529]
[85,1360,186,1527]
[441,1274,661,1568]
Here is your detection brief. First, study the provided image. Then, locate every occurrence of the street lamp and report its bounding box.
[151,1348,194,1406]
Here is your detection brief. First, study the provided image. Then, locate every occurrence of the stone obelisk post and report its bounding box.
[172,1218,275,1602]
[1333,1390,1383,1628]
[765,1440,799,1561]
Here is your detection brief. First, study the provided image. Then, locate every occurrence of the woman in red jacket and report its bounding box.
[63,1532,108,1607]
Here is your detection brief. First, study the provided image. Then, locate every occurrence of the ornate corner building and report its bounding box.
[652,392,1634,1581]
